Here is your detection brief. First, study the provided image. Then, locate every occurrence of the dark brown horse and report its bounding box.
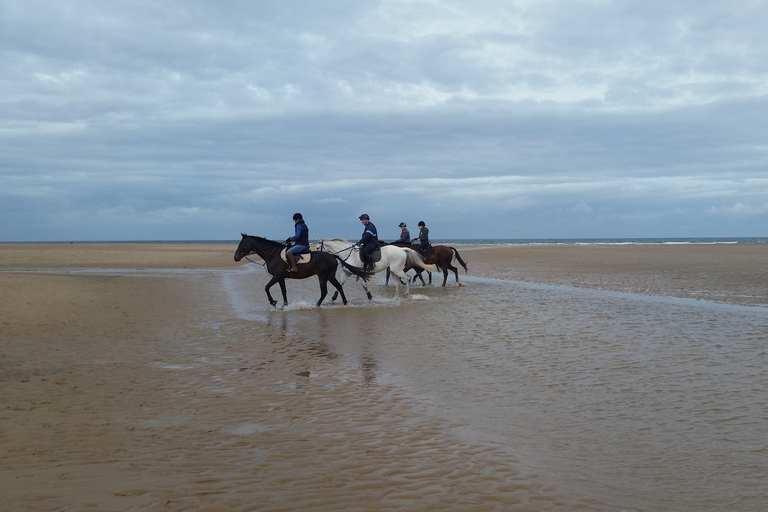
[234,234,371,307]
[384,242,468,286]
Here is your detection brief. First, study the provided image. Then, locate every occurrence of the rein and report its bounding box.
[241,239,283,272]
[318,240,357,262]
[244,254,265,267]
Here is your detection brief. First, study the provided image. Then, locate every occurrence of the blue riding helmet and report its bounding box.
[399,222,407,227]
[359,214,370,220]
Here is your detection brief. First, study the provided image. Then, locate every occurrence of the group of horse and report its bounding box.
[233,234,468,308]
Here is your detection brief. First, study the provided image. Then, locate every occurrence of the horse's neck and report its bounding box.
[250,238,281,260]
[324,241,360,261]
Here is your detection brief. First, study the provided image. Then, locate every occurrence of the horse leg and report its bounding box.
[264,276,281,308]
[385,268,390,286]
[278,279,288,307]
[391,268,411,299]
[316,276,328,307]
[359,265,373,301]
[412,269,426,286]
[332,269,350,301]
[328,275,348,305]
[450,263,463,286]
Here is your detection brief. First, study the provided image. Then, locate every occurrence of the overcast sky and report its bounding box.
[2,1,767,242]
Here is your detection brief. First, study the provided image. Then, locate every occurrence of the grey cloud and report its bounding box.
[2,0,767,241]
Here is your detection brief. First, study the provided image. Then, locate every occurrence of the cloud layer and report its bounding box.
[2,0,767,241]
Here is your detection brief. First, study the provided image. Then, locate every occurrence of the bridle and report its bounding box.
[238,238,283,270]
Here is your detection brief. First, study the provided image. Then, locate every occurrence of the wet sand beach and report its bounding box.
[2,243,767,511]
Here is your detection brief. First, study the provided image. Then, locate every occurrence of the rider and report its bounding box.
[412,220,430,257]
[285,212,309,272]
[396,222,410,244]
[357,213,378,271]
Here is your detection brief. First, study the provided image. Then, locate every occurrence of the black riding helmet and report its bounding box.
[293,213,303,221]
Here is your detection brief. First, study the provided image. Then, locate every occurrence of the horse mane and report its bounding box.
[241,233,284,247]
[323,238,352,244]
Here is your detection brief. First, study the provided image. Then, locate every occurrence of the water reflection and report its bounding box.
[222,263,768,511]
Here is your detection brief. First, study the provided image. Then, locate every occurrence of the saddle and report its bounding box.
[369,247,382,262]
[280,247,311,266]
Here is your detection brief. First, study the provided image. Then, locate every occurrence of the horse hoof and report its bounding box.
[366,293,373,301]
[458,281,464,286]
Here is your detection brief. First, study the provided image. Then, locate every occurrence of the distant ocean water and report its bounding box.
[16,237,768,245]
[434,237,768,245]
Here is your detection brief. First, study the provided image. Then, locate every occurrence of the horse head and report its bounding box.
[234,233,253,262]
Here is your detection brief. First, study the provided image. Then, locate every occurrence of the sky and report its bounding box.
[2,0,767,242]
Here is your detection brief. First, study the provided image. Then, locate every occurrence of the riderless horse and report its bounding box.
[234,234,371,308]
[316,238,436,300]
[384,242,468,287]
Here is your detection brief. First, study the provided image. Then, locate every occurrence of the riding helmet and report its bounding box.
[359,214,370,220]
[293,213,303,221]
[399,222,407,227]
[418,221,425,226]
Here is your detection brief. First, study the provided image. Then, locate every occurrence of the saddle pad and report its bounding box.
[280,249,312,265]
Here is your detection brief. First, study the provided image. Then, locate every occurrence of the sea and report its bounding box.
[17,236,768,245]
[210,238,768,511]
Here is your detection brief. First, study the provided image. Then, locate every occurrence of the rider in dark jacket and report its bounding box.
[412,221,430,256]
[285,213,309,272]
[396,222,410,244]
[358,214,378,271]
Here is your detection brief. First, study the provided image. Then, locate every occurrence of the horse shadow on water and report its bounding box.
[315,238,437,301]
[234,234,372,308]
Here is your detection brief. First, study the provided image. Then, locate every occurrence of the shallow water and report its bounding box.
[223,263,768,511]
[10,262,764,510]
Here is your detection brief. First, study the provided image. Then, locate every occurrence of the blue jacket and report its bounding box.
[289,220,309,246]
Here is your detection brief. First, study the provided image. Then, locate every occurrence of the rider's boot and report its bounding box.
[287,252,298,272]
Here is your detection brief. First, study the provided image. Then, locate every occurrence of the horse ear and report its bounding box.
[241,232,247,237]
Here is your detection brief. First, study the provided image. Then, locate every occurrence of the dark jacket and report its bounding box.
[416,226,429,249]
[397,229,410,243]
[359,221,378,249]
[290,220,309,246]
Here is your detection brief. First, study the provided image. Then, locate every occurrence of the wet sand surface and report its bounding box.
[2,243,767,511]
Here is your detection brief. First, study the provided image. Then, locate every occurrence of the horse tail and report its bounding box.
[403,248,437,273]
[449,247,468,273]
[335,255,373,282]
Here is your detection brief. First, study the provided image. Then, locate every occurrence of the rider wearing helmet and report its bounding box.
[357,214,378,271]
[412,220,430,257]
[285,212,309,272]
[396,222,410,244]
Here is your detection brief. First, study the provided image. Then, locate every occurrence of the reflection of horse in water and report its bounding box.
[234,234,371,308]
[384,242,468,287]
[316,238,436,300]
